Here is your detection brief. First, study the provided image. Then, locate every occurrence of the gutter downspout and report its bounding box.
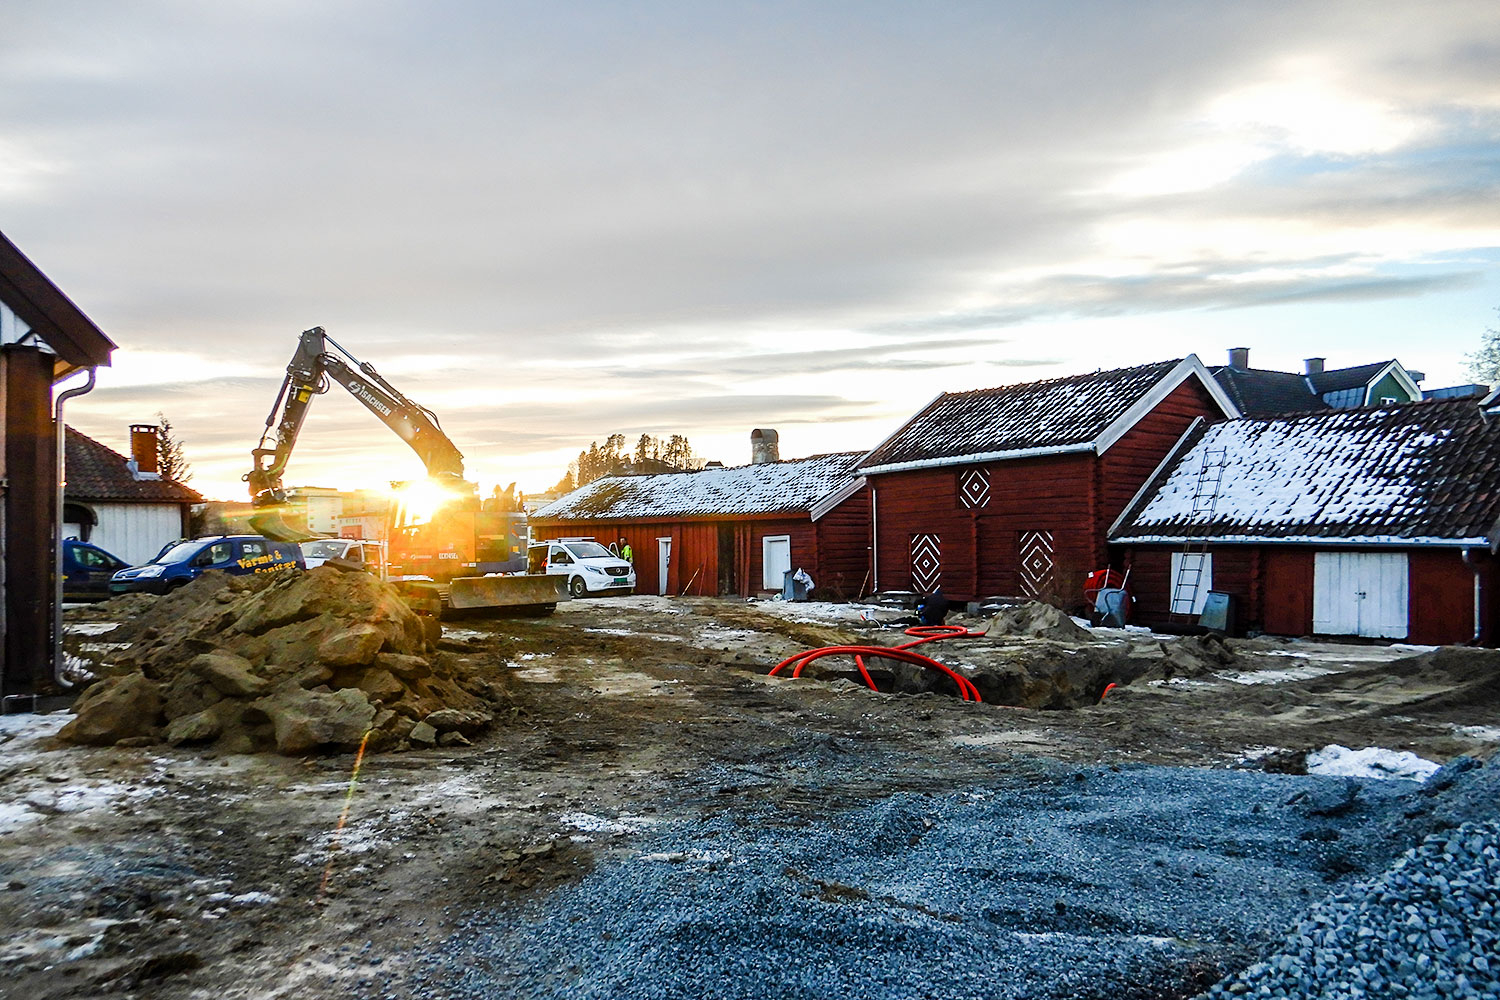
[1461,546,1483,645]
[53,368,97,688]
[870,483,879,594]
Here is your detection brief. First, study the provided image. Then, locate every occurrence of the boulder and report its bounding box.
[375,653,431,680]
[164,707,223,746]
[58,672,163,746]
[254,685,377,755]
[356,667,405,704]
[318,624,385,667]
[409,721,438,747]
[190,652,268,698]
[424,708,493,735]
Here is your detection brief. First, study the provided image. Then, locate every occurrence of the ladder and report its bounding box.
[1170,447,1226,618]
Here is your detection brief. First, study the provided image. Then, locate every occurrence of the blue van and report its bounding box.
[110,535,304,595]
[63,539,131,601]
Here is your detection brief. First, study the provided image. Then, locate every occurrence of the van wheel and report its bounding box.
[568,576,587,598]
[165,579,188,593]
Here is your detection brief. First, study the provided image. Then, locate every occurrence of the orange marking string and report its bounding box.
[316,728,374,907]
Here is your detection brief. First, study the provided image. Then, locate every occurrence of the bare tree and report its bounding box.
[155,411,193,484]
[1466,307,1500,383]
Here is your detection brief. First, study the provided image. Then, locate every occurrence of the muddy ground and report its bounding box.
[3,594,1498,999]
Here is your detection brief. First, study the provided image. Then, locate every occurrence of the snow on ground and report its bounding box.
[1451,724,1500,742]
[1306,745,1440,781]
[1216,664,1343,685]
[747,600,894,625]
[63,622,121,636]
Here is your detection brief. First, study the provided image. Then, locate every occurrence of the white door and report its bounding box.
[1313,552,1408,638]
[1170,552,1213,615]
[762,535,791,591]
[657,537,672,596]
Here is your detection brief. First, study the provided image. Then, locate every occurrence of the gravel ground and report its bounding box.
[381,759,1475,1000]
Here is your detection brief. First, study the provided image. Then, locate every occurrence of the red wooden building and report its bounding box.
[529,453,870,598]
[855,357,1237,606]
[1110,397,1500,644]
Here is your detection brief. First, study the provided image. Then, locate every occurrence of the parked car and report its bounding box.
[300,537,384,572]
[62,539,130,601]
[110,535,304,595]
[526,538,635,597]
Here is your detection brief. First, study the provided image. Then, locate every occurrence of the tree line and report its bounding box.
[550,433,700,492]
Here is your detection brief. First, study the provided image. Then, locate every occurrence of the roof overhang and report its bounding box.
[1362,360,1423,405]
[809,476,865,522]
[530,509,812,526]
[0,231,115,381]
[1094,354,1240,455]
[1111,534,1489,549]
[860,441,1096,476]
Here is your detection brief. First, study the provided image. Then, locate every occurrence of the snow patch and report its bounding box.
[561,811,655,835]
[1217,665,1340,685]
[1305,745,1439,781]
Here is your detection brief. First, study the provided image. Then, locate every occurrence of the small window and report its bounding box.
[197,542,234,566]
[1380,396,1398,405]
[550,546,574,565]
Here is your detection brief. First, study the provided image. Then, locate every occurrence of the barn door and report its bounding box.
[762,535,791,591]
[910,533,941,593]
[1017,530,1055,601]
[657,537,672,596]
[1313,552,1408,638]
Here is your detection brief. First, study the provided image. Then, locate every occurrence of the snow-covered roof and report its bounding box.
[531,453,863,522]
[1111,399,1500,546]
[857,356,1235,474]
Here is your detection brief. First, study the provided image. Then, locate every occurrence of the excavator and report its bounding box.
[245,326,566,613]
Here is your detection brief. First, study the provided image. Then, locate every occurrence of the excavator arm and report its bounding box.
[246,327,465,507]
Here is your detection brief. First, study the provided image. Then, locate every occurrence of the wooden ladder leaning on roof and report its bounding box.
[1169,446,1227,621]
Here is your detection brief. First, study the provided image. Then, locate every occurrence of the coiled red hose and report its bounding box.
[769,624,986,702]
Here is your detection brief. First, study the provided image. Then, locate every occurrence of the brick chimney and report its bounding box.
[1227,347,1249,369]
[750,428,779,465]
[129,423,159,475]
[1304,358,1325,376]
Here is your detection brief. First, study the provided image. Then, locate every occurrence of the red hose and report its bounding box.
[769,625,987,702]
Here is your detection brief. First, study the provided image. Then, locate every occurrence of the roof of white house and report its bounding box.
[1111,398,1500,547]
[531,453,863,522]
[857,355,1236,475]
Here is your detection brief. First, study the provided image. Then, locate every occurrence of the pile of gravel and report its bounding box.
[1198,819,1499,999]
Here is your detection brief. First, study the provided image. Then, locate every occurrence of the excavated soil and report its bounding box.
[1,592,1496,999]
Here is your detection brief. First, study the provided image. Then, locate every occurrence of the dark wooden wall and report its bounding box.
[2,347,58,697]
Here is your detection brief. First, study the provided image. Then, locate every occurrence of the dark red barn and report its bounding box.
[1110,396,1500,644]
[529,453,870,598]
[856,357,1237,607]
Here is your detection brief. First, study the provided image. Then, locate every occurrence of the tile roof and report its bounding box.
[1209,366,1327,418]
[858,358,1210,473]
[1111,399,1500,545]
[531,453,863,522]
[1306,360,1397,395]
[65,427,202,504]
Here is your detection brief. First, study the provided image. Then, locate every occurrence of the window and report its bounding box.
[550,546,574,565]
[1169,552,1213,615]
[1379,396,1398,405]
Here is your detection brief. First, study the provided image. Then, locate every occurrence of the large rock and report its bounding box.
[254,685,377,755]
[375,652,431,680]
[318,624,385,666]
[59,672,163,746]
[164,707,223,746]
[356,667,405,704]
[190,651,268,698]
[424,708,493,735]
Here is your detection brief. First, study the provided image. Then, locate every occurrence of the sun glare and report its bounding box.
[391,479,460,527]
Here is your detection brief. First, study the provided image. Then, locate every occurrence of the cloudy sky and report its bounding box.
[5,1,1499,500]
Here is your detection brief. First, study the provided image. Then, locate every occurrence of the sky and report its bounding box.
[4,1,1499,501]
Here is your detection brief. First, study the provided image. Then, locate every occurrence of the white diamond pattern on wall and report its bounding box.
[958,468,990,508]
[1017,530,1054,599]
[910,533,941,593]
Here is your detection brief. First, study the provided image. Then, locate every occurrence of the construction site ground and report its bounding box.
[5,592,1499,999]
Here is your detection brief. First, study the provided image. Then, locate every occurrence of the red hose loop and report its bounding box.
[1099,681,1118,701]
[768,626,986,702]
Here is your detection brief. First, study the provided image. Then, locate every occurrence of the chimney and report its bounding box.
[1227,347,1249,369]
[750,428,779,465]
[1304,358,1325,376]
[129,424,159,475]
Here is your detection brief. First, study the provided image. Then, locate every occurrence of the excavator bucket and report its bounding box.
[248,509,320,543]
[447,573,569,611]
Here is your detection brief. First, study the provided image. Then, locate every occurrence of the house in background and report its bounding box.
[855,356,1238,606]
[0,230,116,699]
[1209,347,1426,417]
[1109,397,1500,644]
[531,443,870,598]
[64,425,201,564]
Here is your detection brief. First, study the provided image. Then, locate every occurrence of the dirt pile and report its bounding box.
[59,568,507,755]
[983,601,1094,642]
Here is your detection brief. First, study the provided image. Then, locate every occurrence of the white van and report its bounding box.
[526,537,635,598]
[300,538,384,572]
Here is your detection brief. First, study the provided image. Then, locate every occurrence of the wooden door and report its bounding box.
[1313,552,1408,638]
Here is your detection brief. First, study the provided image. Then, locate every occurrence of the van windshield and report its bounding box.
[154,541,205,565]
[302,540,347,559]
[565,541,612,559]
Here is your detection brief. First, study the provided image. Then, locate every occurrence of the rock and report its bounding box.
[375,653,431,680]
[423,708,493,735]
[58,673,163,746]
[164,708,223,746]
[253,685,377,755]
[190,652,268,698]
[293,665,334,689]
[356,668,405,704]
[409,721,438,747]
[318,624,385,667]
[438,731,471,747]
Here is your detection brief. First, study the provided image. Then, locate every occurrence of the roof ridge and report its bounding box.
[941,357,1181,400]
